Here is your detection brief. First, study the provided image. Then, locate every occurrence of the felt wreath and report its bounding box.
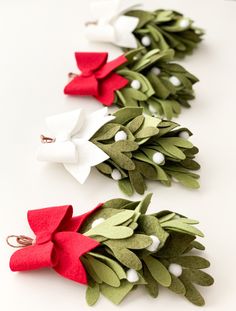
[37,107,200,195]
[64,49,198,119]
[8,194,213,306]
[85,0,204,58]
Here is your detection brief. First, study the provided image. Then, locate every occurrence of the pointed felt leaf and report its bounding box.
[86,282,100,306]
[170,256,210,269]
[144,256,171,287]
[100,280,133,305]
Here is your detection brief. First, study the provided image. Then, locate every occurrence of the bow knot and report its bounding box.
[64,52,128,106]
[9,204,102,284]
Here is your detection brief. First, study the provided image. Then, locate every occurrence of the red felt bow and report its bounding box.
[9,204,102,284]
[64,52,128,106]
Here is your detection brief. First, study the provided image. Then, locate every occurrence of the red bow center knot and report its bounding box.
[10,204,102,285]
[64,52,128,106]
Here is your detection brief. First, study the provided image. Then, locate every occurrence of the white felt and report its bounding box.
[149,105,157,114]
[141,35,151,46]
[131,79,141,90]
[37,108,112,184]
[179,131,190,139]
[169,76,181,87]
[114,130,127,141]
[111,169,122,180]
[180,18,190,28]
[151,67,161,75]
[152,152,165,165]
[85,0,140,48]
[168,263,183,277]
[126,269,139,283]
[146,235,160,252]
[91,218,105,228]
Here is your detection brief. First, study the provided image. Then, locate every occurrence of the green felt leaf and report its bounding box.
[157,232,195,258]
[96,163,112,175]
[127,10,154,28]
[84,210,134,239]
[103,198,132,209]
[180,275,205,306]
[143,264,159,298]
[112,107,143,124]
[128,169,146,195]
[105,234,152,250]
[191,241,205,251]
[118,178,134,196]
[127,115,145,133]
[89,252,126,280]
[157,139,186,160]
[93,124,120,141]
[86,256,120,287]
[81,257,102,284]
[86,283,100,306]
[168,171,200,189]
[135,193,152,214]
[105,242,143,270]
[138,215,169,248]
[144,256,171,287]
[100,280,134,305]
[134,160,158,180]
[170,256,210,269]
[161,219,204,237]
[182,269,214,287]
[135,127,159,139]
[168,274,186,295]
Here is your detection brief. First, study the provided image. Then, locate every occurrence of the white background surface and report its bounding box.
[0,0,235,310]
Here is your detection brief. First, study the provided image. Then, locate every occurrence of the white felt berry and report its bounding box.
[141,35,151,46]
[111,169,122,181]
[179,18,190,28]
[168,263,183,277]
[149,105,157,114]
[152,152,165,165]
[169,76,181,87]
[179,131,190,139]
[115,130,127,142]
[91,218,105,228]
[126,269,139,283]
[146,235,160,252]
[151,67,161,75]
[131,80,141,90]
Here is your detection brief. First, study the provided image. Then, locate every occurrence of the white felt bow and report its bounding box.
[37,108,114,184]
[85,0,141,48]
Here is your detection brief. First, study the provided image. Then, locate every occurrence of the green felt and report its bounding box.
[144,256,171,287]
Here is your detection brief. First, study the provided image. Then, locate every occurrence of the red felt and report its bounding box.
[9,204,102,284]
[64,52,128,106]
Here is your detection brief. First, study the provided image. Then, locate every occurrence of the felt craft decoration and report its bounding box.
[7,194,214,306]
[85,0,204,58]
[37,107,200,195]
[64,49,198,119]
[37,107,114,184]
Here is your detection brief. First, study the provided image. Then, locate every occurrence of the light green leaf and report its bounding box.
[144,256,172,287]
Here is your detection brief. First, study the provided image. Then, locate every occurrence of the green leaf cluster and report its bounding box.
[115,48,198,119]
[80,194,213,306]
[125,9,204,58]
[92,107,200,195]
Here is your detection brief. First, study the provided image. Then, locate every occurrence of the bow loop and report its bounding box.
[64,53,128,105]
[9,204,102,284]
[75,52,108,73]
[28,205,73,238]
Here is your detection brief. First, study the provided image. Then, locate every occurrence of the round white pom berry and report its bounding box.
[149,105,157,114]
[168,263,183,277]
[146,235,160,252]
[141,35,151,46]
[169,76,181,87]
[126,269,139,283]
[179,131,190,139]
[152,152,165,165]
[111,169,122,181]
[115,130,127,142]
[179,18,190,28]
[131,79,141,90]
[91,218,105,228]
[151,67,161,75]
